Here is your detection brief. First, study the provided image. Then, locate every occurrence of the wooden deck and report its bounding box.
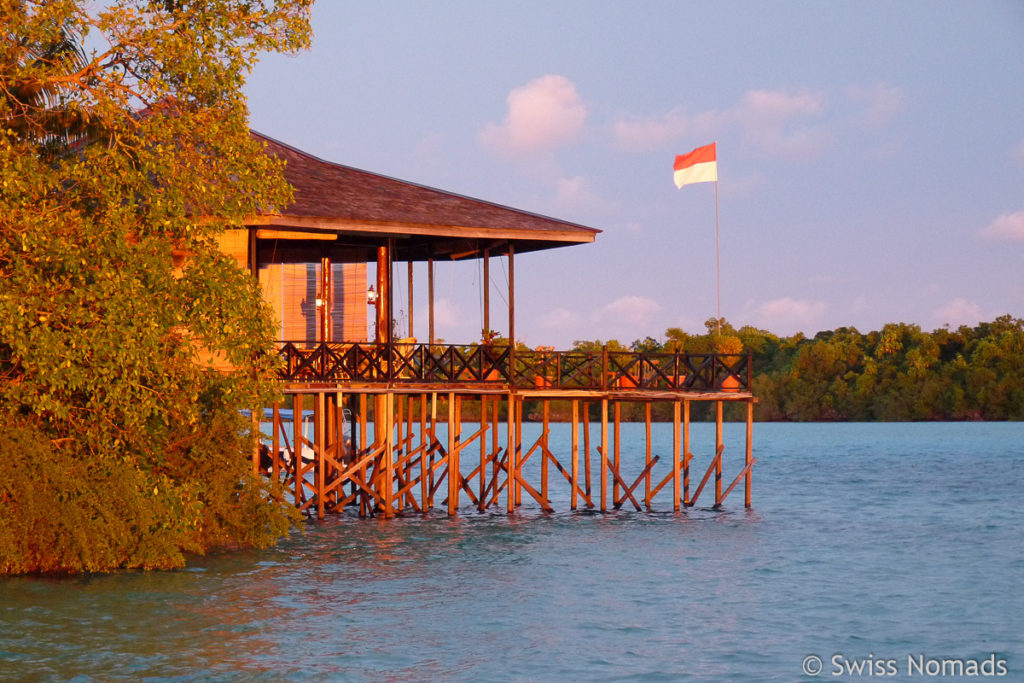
[257,342,756,518]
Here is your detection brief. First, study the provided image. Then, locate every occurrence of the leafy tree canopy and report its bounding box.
[1,0,312,574]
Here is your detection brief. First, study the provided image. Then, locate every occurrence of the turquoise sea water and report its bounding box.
[2,422,1022,682]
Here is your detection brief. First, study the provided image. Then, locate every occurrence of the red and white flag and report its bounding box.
[673,143,717,188]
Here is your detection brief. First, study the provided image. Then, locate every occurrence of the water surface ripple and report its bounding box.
[2,423,1021,681]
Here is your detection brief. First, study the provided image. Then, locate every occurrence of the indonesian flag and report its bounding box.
[673,143,717,188]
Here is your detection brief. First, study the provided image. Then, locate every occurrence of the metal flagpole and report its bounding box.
[714,143,721,337]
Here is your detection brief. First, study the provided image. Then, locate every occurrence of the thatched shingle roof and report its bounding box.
[249,131,599,261]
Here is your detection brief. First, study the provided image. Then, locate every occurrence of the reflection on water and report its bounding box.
[2,423,1023,681]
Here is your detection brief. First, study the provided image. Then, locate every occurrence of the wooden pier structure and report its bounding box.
[259,343,755,517]
[236,132,757,517]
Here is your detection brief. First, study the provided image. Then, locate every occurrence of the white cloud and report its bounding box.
[933,298,984,328]
[592,295,662,328]
[752,296,827,332]
[846,82,906,128]
[610,86,831,160]
[980,211,1024,242]
[733,88,831,160]
[739,88,826,120]
[479,74,587,156]
[612,107,720,152]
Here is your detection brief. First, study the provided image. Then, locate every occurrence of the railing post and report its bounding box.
[601,345,608,392]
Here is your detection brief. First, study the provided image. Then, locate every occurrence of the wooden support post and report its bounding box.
[293,393,303,509]
[715,400,723,504]
[745,399,753,508]
[683,400,691,506]
[583,401,592,501]
[645,403,652,509]
[507,244,515,352]
[384,392,394,518]
[336,392,345,508]
[571,400,579,510]
[673,400,681,512]
[272,403,281,481]
[407,260,414,339]
[358,393,369,517]
[420,394,428,513]
[427,258,435,345]
[395,394,405,511]
[515,395,523,506]
[613,401,621,506]
[600,398,608,512]
[316,392,325,519]
[506,393,516,513]
[447,392,458,516]
[483,248,490,335]
[479,396,487,512]
[541,400,550,505]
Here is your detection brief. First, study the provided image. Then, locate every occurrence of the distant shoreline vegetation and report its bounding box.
[528,315,1023,423]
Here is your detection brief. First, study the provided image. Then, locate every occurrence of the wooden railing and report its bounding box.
[277,341,752,393]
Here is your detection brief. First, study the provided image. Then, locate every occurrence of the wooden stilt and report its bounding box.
[384,392,394,518]
[272,402,281,481]
[293,393,302,509]
[571,400,579,511]
[541,400,550,505]
[715,400,723,504]
[506,393,516,513]
[644,403,652,509]
[447,392,458,515]
[316,392,325,519]
[478,396,486,511]
[420,394,428,514]
[746,400,753,508]
[613,401,621,506]
[673,399,681,512]
[600,398,608,512]
[359,393,369,517]
[583,402,592,502]
[683,400,691,506]
[514,396,522,507]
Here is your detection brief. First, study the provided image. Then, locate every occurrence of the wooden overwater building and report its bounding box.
[224,133,756,518]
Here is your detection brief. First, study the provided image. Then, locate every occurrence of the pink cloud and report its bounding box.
[980,211,1024,242]
[846,82,906,128]
[752,296,827,332]
[932,298,984,328]
[479,74,587,155]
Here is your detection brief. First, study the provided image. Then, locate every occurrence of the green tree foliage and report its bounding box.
[1,0,312,574]
[569,316,1024,422]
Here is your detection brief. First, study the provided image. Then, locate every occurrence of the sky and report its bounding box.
[245,1,1024,349]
